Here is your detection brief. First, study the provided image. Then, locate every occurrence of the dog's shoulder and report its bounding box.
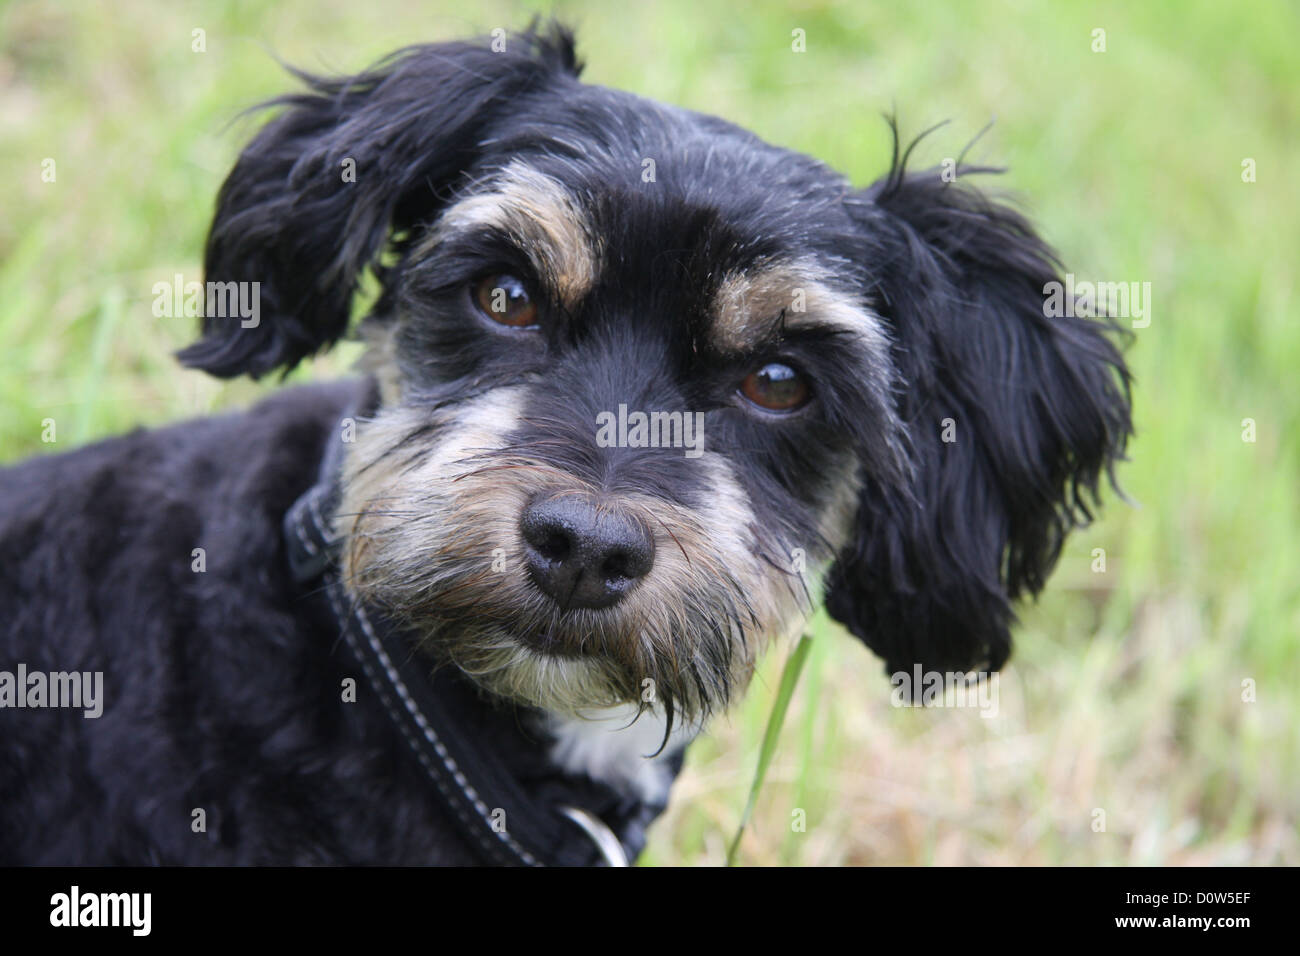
[0,380,363,617]
[2,381,356,518]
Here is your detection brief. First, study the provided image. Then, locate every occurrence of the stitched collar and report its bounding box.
[282,390,675,866]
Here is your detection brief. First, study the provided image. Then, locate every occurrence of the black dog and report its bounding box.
[0,24,1130,865]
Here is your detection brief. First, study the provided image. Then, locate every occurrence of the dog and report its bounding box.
[0,23,1131,865]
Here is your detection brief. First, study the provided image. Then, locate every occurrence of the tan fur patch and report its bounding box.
[712,259,892,361]
[416,162,600,308]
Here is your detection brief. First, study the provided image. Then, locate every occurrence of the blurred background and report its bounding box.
[2,0,1296,865]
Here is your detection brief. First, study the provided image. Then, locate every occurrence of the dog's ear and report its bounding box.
[825,145,1132,679]
[178,23,581,378]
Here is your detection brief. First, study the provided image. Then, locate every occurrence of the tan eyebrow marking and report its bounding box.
[418,162,601,309]
[712,259,892,360]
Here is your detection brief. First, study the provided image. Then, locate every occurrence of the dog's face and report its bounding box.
[181,27,1130,723]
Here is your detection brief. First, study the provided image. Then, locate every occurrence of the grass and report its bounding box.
[2,0,1296,865]
[727,633,813,865]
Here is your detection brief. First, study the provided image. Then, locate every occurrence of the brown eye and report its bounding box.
[473,274,538,327]
[739,362,810,412]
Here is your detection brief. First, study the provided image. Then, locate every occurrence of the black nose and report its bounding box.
[520,494,655,610]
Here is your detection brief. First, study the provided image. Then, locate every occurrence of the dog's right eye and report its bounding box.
[472,274,539,328]
[739,362,810,413]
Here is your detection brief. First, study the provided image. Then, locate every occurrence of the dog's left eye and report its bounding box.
[472,274,538,328]
[739,362,810,412]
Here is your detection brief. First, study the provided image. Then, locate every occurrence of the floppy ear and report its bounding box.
[824,150,1132,678]
[178,24,581,378]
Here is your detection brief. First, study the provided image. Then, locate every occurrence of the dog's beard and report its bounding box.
[336,388,813,722]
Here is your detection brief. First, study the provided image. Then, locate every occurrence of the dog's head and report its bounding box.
[181,24,1131,724]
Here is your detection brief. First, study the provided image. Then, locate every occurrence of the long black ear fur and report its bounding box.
[825,134,1133,678]
[177,23,580,378]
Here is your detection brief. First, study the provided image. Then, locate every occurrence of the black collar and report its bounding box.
[282,398,676,866]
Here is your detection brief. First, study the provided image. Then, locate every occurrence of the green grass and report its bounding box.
[3,0,1296,865]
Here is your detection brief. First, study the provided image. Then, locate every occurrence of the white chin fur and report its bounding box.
[542,703,698,804]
